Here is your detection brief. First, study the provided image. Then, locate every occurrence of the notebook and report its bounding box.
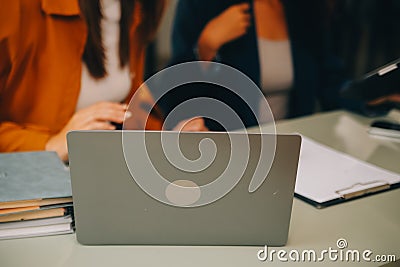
[0,215,73,240]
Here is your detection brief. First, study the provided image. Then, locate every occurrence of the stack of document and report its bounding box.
[0,152,74,239]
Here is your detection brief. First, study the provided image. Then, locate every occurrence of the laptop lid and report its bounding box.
[67,131,301,246]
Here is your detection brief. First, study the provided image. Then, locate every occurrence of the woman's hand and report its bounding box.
[173,117,208,132]
[46,102,128,161]
[198,3,251,61]
[368,94,400,106]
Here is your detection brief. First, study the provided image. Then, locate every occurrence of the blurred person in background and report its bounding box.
[159,0,345,130]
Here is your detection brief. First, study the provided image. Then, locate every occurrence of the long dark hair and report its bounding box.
[79,0,165,79]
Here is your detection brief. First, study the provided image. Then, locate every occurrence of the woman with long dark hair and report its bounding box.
[0,0,205,161]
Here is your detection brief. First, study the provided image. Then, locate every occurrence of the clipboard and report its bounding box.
[295,137,400,208]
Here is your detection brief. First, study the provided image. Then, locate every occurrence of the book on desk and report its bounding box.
[295,136,400,208]
[0,151,74,239]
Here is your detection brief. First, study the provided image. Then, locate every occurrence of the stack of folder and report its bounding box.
[0,152,74,239]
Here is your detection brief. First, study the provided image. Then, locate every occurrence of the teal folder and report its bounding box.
[0,151,72,203]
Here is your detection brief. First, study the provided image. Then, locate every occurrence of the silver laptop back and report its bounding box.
[67,131,301,246]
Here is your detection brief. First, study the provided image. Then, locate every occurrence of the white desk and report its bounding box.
[1,111,399,267]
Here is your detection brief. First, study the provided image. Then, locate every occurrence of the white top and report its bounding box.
[258,38,294,121]
[76,0,132,111]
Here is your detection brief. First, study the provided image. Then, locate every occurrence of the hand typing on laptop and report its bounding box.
[47,100,207,162]
[46,102,128,162]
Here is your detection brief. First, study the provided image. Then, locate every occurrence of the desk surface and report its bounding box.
[1,110,399,267]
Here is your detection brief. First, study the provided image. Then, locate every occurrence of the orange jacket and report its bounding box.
[0,0,162,152]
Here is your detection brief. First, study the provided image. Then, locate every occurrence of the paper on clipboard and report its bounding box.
[295,137,400,204]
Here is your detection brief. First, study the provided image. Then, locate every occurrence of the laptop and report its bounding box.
[67,131,301,246]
